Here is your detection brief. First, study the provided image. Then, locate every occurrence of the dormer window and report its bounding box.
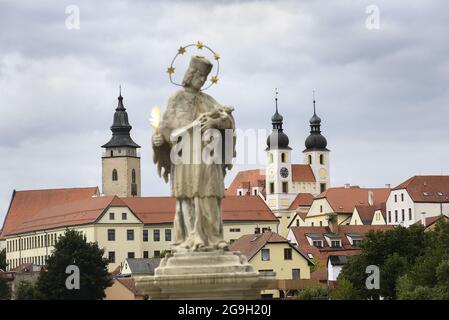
[331,240,341,248]
[437,192,444,196]
[313,240,323,248]
[423,192,429,196]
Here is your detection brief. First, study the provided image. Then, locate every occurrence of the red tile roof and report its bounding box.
[229,232,286,260]
[226,169,265,196]
[288,193,314,210]
[316,186,390,214]
[393,176,449,203]
[1,189,276,238]
[1,187,99,239]
[116,277,142,296]
[413,215,449,228]
[122,195,278,224]
[289,225,394,263]
[292,164,316,182]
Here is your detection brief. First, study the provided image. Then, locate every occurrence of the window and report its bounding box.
[311,222,314,227]
[254,227,261,234]
[281,153,286,163]
[143,230,148,242]
[154,229,160,242]
[296,220,300,227]
[388,211,391,223]
[258,269,274,275]
[401,193,404,201]
[319,221,323,227]
[320,205,323,213]
[230,228,241,232]
[154,250,161,258]
[284,248,292,260]
[112,169,118,181]
[331,240,341,248]
[320,183,326,193]
[352,239,362,247]
[292,269,301,280]
[127,229,134,241]
[253,188,258,196]
[261,248,270,261]
[308,155,312,164]
[394,194,397,202]
[143,251,149,259]
[402,209,405,221]
[282,182,288,193]
[319,154,324,165]
[108,251,115,263]
[262,227,271,233]
[107,229,115,241]
[109,212,115,220]
[127,252,135,259]
[122,212,127,220]
[408,208,412,220]
[395,210,398,222]
[165,229,172,241]
[132,169,136,184]
[312,240,323,248]
[110,150,114,157]
[269,182,275,194]
[238,190,243,196]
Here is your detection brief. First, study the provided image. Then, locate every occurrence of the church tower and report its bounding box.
[265,91,296,213]
[102,89,141,197]
[303,97,330,194]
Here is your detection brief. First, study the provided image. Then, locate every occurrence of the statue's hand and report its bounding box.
[200,117,220,132]
[152,133,165,147]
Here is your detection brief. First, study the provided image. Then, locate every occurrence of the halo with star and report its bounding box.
[166,41,220,91]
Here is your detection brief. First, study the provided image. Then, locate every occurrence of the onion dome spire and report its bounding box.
[267,88,290,150]
[304,92,328,151]
[102,87,141,149]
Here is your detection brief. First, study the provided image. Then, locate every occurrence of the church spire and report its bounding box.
[304,93,328,151]
[267,88,290,150]
[102,88,140,149]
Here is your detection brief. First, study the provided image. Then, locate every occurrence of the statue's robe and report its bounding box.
[154,89,234,250]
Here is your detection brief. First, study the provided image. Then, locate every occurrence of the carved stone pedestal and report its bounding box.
[135,251,274,300]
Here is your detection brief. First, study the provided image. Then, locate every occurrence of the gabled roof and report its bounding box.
[288,193,314,210]
[393,176,449,203]
[1,187,100,239]
[226,169,265,196]
[354,205,378,225]
[292,164,316,182]
[229,231,313,265]
[116,278,142,296]
[315,186,390,214]
[122,195,278,224]
[289,225,394,263]
[413,215,449,228]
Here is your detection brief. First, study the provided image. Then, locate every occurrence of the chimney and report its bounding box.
[327,213,338,234]
[344,183,350,189]
[368,191,374,206]
[420,212,426,227]
[385,184,391,189]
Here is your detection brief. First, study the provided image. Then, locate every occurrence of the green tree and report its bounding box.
[0,248,7,270]
[310,257,325,273]
[0,277,11,300]
[338,225,429,299]
[329,277,360,300]
[36,229,112,300]
[15,281,38,300]
[296,286,328,300]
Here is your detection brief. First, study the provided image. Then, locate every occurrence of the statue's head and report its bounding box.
[182,56,213,91]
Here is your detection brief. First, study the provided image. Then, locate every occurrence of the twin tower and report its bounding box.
[100,91,330,201]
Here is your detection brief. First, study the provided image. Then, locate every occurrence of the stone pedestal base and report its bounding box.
[135,251,274,300]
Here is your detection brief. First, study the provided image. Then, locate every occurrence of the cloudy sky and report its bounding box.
[1,0,448,223]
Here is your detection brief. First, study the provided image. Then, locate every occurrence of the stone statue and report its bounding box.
[152,56,235,253]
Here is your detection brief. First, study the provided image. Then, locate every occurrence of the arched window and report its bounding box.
[320,154,324,165]
[281,153,286,163]
[308,155,312,164]
[132,169,136,184]
[112,169,118,181]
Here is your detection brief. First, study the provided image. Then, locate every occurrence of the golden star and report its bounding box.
[196,41,204,49]
[167,66,175,75]
[211,76,218,84]
[214,52,220,60]
[178,46,186,55]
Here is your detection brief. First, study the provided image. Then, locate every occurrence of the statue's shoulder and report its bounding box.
[200,92,219,105]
